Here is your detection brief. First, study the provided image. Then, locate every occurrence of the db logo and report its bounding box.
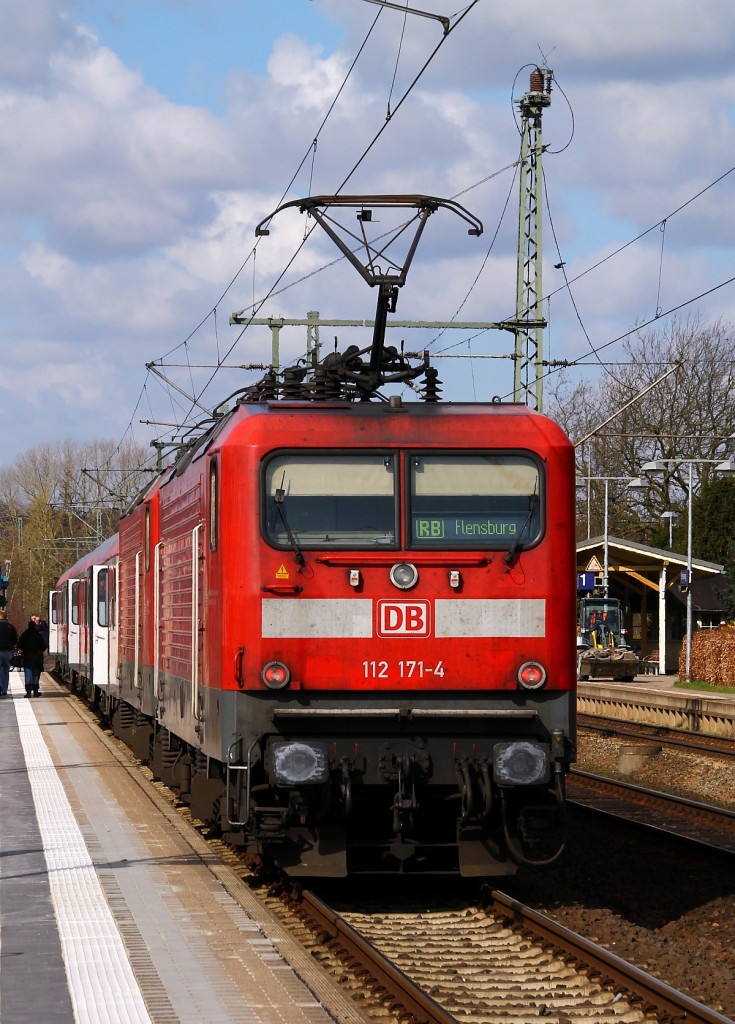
[377,600,431,637]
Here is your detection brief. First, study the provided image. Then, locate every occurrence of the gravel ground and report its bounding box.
[503,733,735,1018]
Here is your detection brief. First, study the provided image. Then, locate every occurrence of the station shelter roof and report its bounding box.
[576,535,725,616]
[576,535,724,585]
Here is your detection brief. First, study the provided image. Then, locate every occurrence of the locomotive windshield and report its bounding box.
[264,454,397,546]
[409,454,541,549]
[263,451,542,550]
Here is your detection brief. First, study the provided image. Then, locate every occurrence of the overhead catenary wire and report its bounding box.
[543,163,735,307]
[154,1,483,443]
[417,162,520,356]
[541,169,624,386]
[114,7,387,459]
[467,159,735,391]
[335,2,481,193]
[118,16,735,464]
[498,271,735,403]
[655,219,667,318]
[385,1,410,120]
[151,7,383,371]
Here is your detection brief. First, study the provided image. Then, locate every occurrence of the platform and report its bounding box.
[577,673,735,736]
[585,671,690,691]
[0,670,368,1024]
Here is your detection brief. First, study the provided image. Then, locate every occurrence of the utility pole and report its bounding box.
[512,67,552,411]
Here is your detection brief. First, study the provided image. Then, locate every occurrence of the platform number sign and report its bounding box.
[576,572,597,592]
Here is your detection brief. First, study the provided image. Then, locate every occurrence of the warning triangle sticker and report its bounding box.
[275,564,289,579]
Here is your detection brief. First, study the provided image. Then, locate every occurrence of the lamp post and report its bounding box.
[631,457,735,679]
[685,462,693,681]
[577,476,632,597]
[660,510,678,547]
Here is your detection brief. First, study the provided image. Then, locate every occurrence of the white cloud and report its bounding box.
[266,34,350,111]
[1,0,735,459]
[50,29,143,109]
[0,0,70,85]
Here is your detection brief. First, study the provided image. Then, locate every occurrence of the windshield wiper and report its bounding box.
[274,476,305,568]
[503,489,538,567]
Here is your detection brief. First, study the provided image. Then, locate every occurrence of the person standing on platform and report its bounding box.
[17,617,46,697]
[31,613,49,650]
[0,610,18,696]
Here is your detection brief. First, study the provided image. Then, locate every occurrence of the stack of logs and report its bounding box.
[680,624,735,685]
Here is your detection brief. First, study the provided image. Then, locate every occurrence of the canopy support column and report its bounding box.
[658,563,668,674]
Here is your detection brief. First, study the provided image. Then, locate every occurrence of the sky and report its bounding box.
[2,0,735,467]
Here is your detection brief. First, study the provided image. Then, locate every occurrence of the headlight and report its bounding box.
[389,562,418,590]
[493,741,550,786]
[268,740,329,785]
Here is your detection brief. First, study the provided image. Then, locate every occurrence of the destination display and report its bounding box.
[412,513,525,543]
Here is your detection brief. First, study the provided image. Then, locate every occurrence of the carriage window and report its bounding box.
[144,506,151,572]
[209,459,218,552]
[71,581,80,625]
[97,569,109,627]
[409,454,541,549]
[264,454,397,548]
[51,592,59,625]
[109,566,116,629]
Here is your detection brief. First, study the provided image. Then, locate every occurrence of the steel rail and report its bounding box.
[486,889,732,1024]
[282,886,460,1024]
[579,713,735,760]
[568,769,735,855]
[570,768,735,822]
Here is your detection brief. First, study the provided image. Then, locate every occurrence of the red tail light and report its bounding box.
[517,661,547,690]
[261,661,291,690]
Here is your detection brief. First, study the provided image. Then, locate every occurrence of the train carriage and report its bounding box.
[49,531,119,700]
[55,396,576,876]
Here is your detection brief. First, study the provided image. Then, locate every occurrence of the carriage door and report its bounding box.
[81,574,90,672]
[48,590,60,656]
[68,579,82,669]
[91,566,111,690]
[191,523,204,721]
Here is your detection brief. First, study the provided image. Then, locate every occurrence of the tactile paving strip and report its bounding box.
[10,675,152,1024]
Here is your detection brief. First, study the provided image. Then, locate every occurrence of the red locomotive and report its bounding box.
[50,196,577,876]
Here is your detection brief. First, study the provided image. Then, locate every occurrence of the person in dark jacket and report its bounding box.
[31,613,49,650]
[0,610,18,696]
[17,618,46,697]
[0,610,18,700]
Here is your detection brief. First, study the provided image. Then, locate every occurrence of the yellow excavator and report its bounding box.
[576,596,641,682]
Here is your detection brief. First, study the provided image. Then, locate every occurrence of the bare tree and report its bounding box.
[0,438,152,621]
[546,315,735,547]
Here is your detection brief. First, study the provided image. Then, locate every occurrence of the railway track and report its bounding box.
[568,768,735,854]
[579,713,735,760]
[259,882,732,1024]
[58,679,735,1023]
